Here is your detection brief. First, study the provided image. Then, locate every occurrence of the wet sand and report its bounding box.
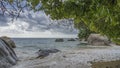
[92,60,120,68]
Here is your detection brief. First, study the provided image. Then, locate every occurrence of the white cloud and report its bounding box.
[0,11,78,38]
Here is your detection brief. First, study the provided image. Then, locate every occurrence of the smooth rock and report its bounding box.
[1,36,16,48]
[36,49,60,58]
[87,34,110,46]
[67,38,76,41]
[55,38,64,42]
[0,38,18,68]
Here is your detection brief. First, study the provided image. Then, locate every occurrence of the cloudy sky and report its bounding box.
[0,11,78,38]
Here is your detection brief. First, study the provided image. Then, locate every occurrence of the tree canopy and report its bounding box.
[40,0,120,43]
[0,0,120,44]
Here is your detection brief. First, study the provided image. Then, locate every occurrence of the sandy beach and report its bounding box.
[12,45,120,68]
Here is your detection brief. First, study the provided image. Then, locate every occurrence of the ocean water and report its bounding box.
[12,38,80,51]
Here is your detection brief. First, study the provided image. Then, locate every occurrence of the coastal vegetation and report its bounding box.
[0,0,120,44]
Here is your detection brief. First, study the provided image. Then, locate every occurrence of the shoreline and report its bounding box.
[12,45,120,68]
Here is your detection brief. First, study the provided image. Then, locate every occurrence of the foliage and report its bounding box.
[39,0,120,43]
[75,21,93,40]
[112,39,120,45]
[78,28,91,41]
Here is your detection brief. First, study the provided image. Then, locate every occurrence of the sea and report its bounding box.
[12,38,81,51]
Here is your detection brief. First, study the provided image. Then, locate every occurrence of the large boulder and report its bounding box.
[0,38,18,68]
[87,34,110,46]
[36,49,60,59]
[55,38,64,42]
[67,38,76,41]
[1,36,16,48]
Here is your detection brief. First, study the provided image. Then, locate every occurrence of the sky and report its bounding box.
[0,11,78,38]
